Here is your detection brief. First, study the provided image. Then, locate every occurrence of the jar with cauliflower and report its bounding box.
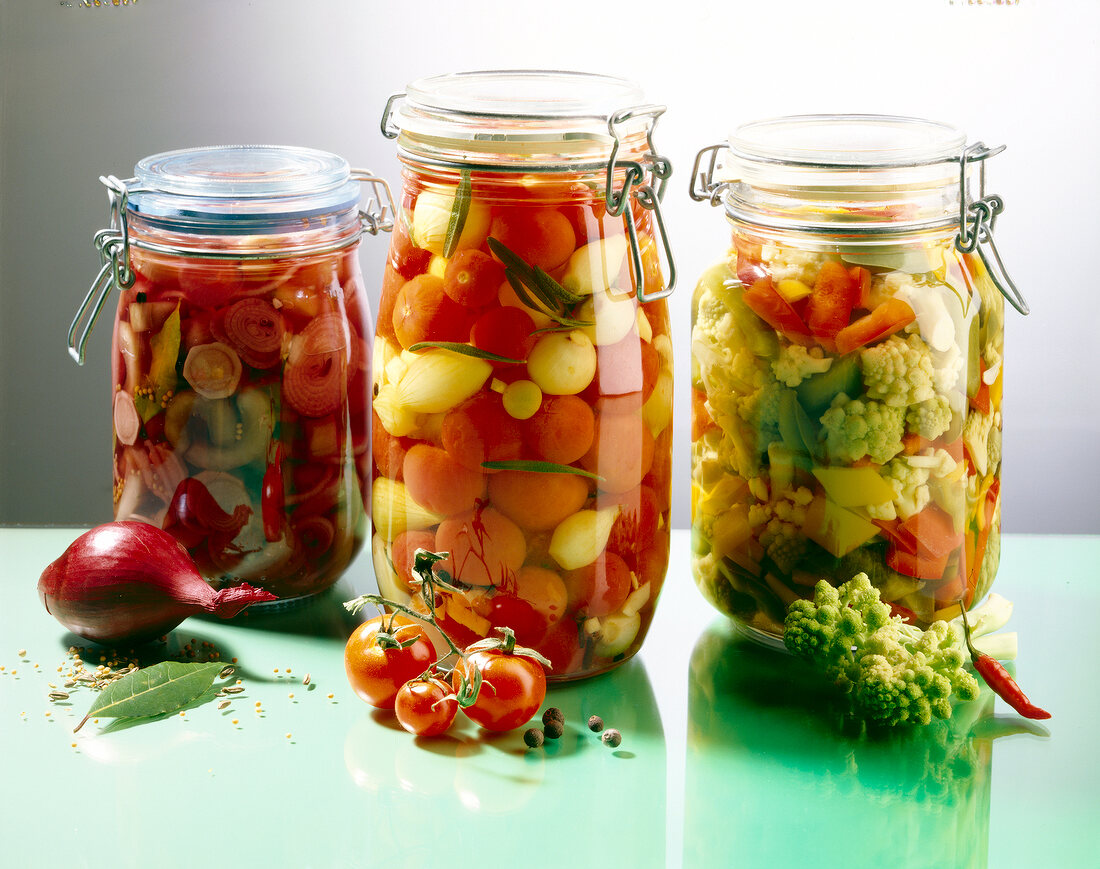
[373,72,675,678]
[689,115,1020,643]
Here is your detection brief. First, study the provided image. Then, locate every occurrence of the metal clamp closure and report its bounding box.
[689,142,732,206]
[68,176,138,364]
[380,93,405,140]
[954,142,1029,316]
[351,169,396,235]
[606,105,675,302]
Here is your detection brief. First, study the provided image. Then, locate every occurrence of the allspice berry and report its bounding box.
[524,728,545,749]
[543,719,564,740]
[601,729,622,748]
[587,714,604,733]
[542,707,564,725]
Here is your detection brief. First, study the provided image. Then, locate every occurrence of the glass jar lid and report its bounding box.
[127,145,362,232]
[715,114,972,234]
[385,70,654,168]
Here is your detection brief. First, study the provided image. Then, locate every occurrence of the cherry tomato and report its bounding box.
[344,615,435,710]
[452,646,547,732]
[394,675,458,737]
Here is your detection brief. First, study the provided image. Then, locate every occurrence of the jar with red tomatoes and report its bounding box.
[372,71,676,680]
[688,115,1029,645]
[71,146,393,601]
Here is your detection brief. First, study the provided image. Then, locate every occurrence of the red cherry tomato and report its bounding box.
[394,675,458,737]
[344,615,435,710]
[452,646,547,732]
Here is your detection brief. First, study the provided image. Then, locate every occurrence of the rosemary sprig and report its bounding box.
[408,341,524,364]
[480,459,604,481]
[489,237,593,328]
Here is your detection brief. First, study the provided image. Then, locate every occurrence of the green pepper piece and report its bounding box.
[796,355,862,419]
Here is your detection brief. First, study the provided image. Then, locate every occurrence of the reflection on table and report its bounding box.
[685,618,995,869]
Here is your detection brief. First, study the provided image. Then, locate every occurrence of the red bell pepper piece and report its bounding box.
[849,266,872,310]
[834,297,916,355]
[896,503,963,560]
[886,545,951,581]
[741,277,812,343]
[805,261,861,343]
[261,447,285,543]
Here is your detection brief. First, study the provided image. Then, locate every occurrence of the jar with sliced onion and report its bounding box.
[71,146,393,602]
[373,71,677,679]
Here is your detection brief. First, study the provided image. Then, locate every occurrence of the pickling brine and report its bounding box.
[74,146,388,602]
[373,72,676,679]
[688,116,1026,643]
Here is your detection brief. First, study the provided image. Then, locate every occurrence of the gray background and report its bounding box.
[2,0,1097,532]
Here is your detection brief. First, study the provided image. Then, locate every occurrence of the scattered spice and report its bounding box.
[602,729,622,748]
[524,728,544,748]
[542,707,564,726]
[587,715,605,733]
[302,673,311,686]
[217,700,231,710]
[543,719,564,740]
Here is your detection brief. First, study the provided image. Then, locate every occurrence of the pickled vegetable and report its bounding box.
[691,235,1003,636]
[373,174,673,680]
[111,244,371,600]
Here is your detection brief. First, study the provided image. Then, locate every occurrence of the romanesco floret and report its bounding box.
[784,574,979,727]
[860,333,937,407]
[771,343,833,387]
[906,395,953,441]
[819,394,906,465]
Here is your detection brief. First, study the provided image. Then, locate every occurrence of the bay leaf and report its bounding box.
[73,661,226,733]
[442,169,472,258]
[133,304,181,422]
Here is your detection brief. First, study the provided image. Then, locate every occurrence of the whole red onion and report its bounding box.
[38,521,277,645]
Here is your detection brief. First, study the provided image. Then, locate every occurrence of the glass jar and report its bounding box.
[70,145,393,602]
[373,70,676,680]
[688,115,1028,643]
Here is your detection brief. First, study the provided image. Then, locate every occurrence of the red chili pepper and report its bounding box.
[261,447,285,543]
[959,601,1051,720]
[972,654,1051,720]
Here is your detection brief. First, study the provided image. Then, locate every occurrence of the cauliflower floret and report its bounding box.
[760,244,826,285]
[861,333,937,407]
[986,416,1002,474]
[748,486,814,575]
[819,394,906,465]
[906,394,953,441]
[771,343,833,387]
[962,410,995,476]
[881,456,932,520]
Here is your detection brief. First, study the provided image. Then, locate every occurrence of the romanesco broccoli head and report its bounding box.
[819,394,906,465]
[906,394,953,441]
[783,573,979,727]
[860,333,937,407]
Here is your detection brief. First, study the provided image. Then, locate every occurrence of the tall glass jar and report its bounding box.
[373,71,676,679]
[688,115,1028,644]
[70,146,392,602]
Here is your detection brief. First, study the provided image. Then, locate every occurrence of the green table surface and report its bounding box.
[1,528,1096,868]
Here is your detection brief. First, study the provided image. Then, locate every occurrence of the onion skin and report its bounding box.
[37,521,277,645]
